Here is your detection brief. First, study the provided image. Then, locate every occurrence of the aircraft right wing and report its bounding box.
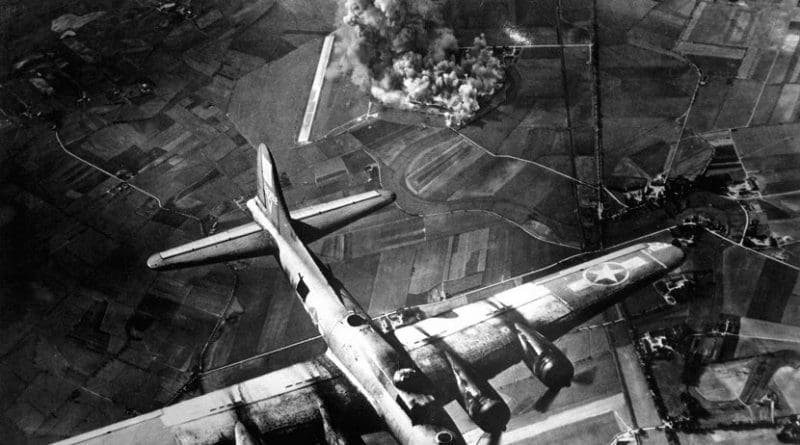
[147,189,394,270]
[385,241,684,423]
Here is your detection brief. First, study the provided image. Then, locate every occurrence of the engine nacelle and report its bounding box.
[444,351,510,433]
[515,324,574,389]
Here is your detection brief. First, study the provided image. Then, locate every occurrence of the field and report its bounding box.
[320,209,576,309]
[309,43,372,141]
[735,318,800,357]
[693,358,753,402]
[510,412,622,444]
[458,47,593,179]
[688,353,800,424]
[599,44,698,182]
[679,428,787,445]
[773,365,800,413]
[721,242,800,325]
[229,37,325,151]
[733,123,800,196]
[668,134,715,180]
[349,119,585,246]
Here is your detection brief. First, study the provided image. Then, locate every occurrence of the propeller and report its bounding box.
[571,366,597,386]
[477,430,503,445]
[218,387,265,445]
[514,365,597,415]
[533,387,560,412]
[475,366,596,445]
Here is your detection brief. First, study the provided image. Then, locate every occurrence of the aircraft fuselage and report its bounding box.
[247,198,463,444]
[248,189,684,444]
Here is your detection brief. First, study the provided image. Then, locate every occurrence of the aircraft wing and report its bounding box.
[389,242,685,401]
[52,355,379,445]
[147,190,394,270]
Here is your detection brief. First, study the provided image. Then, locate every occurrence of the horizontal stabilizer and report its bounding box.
[147,189,394,270]
[147,222,273,270]
[292,189,395,242]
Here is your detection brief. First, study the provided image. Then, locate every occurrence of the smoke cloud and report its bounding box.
[338,0,504,126]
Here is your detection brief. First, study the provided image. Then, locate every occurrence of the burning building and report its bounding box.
[338,0,506,126]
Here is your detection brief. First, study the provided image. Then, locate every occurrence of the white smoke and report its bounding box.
[339,0,505,126]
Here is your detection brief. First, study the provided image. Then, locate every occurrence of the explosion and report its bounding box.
[339,0,505,126]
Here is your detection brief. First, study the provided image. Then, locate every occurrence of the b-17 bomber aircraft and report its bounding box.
[57,143,685,445]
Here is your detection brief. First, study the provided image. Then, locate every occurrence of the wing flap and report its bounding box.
[54,357,349,445]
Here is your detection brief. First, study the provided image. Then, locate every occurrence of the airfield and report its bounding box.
[2,0,800,444]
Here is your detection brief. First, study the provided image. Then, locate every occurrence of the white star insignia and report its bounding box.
[584,262,628,286]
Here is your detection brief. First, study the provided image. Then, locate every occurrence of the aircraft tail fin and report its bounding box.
[256,143,285,215]
[255,143,292,234]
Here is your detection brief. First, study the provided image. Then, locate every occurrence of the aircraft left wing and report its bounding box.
[52,355,380,445]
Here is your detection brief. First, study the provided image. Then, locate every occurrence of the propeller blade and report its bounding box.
[572,367,596,385]
[512,395,538,416]
[478,430,503,445]
[534,387,560,412]
[234,421,259,445]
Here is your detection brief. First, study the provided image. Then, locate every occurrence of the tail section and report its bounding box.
[146,142,396,271]
[255,143,292,235]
